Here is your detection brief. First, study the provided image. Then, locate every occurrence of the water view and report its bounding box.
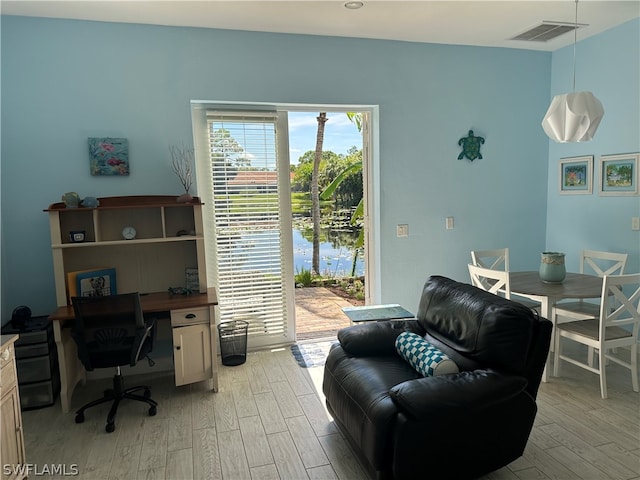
[292,227,364,278]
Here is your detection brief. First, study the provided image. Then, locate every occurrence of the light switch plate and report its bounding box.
[446,217,454,230]
[397,224,409,237]
[632,217,640,231]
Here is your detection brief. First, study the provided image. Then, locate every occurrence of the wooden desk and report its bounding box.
[49,288,219,413]
[510,271,602,381]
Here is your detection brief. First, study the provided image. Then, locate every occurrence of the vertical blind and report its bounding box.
[205,112,290,342]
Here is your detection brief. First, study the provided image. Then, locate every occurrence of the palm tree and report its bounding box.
[320,112,364,276]
[311,112,328,275]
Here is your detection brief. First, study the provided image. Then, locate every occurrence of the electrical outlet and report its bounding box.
[397,224,409,237]
[632,217,640,231]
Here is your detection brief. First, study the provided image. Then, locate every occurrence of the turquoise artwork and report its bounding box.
[88,137,129,176]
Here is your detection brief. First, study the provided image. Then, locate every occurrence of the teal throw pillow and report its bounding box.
[395,331,459,377]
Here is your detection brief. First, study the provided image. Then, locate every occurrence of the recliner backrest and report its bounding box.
[416,276,541,376]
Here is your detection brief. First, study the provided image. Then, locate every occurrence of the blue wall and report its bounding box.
[1,15,635,320]
[545,18,640,275]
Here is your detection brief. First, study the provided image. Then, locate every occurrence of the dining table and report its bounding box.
[509,271,604,382]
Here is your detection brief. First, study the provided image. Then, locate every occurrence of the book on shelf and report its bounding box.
[66,267,117,303]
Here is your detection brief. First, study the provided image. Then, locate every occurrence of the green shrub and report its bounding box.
[295,267,315,287]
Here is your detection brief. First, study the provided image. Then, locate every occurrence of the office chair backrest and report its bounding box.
[71,293,151,371]
[581,249,628,277]
[470,248,509,271]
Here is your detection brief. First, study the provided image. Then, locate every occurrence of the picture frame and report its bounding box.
[185,267,199,291]
[76,268,117,298]
[88,137,129,176]
[559,155,593,194]
[599,153,639,196]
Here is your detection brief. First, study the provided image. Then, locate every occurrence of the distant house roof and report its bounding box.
[227,170,295,186]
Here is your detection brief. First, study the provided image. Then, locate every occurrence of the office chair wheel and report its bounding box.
[143,389,151,399]
[105,422,115,433]
[148,406,157,416]
[75,413,85,424]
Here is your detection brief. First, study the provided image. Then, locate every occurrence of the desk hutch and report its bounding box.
[45,195,218,413]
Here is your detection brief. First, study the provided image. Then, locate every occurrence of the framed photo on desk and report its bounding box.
[76,268,117,298]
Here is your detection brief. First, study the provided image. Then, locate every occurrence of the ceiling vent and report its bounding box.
[511,21,586,42]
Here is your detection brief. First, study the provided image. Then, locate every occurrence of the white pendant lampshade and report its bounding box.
[542,91,605,143]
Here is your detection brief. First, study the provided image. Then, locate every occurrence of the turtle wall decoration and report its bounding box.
[457,130,485,161]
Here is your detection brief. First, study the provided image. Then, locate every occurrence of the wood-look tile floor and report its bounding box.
[22,345,640,480]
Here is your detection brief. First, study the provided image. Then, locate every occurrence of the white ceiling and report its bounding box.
[2,1,639,52]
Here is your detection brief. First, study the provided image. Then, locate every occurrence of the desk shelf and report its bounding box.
[45,195,207,307]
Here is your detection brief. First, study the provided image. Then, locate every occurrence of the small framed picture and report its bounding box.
[559,155,593,194]
[599,153,639,196]
[88,137,129,176]
[76,268,117,298]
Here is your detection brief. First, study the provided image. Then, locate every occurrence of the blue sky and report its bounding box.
[288,111,362,164]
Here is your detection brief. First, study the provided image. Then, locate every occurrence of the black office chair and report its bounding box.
[71,292,158,433]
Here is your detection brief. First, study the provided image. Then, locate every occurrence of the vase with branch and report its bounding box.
[169,144,194,203]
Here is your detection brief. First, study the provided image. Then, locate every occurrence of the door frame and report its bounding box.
[191,100,380,342]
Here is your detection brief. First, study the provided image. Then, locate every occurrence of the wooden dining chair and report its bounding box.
[553,273,640,399]
[470,249,540,312]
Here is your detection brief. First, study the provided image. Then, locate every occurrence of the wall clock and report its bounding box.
[122,226,137,240]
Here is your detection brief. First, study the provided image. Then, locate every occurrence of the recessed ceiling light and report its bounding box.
[344,1,364,10]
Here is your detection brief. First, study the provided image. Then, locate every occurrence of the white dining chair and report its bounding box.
[553,250,628,365]
[470,248,540,312]
[553,273,640,399]
[555,251,627,321]
[468,263,510,297]
[470,248,509,271]
[467,263,541,316]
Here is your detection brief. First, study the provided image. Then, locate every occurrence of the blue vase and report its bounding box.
[539,252,566,283]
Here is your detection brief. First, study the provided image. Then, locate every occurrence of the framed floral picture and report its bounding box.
[599,153,639,196]
[559,155,593,194]
[88,137,129,176]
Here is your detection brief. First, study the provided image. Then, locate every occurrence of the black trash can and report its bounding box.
[218,320,249,366]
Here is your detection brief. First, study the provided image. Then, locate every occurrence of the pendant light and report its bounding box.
[541,0,604,143]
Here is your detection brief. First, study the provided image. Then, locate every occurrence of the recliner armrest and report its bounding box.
[338,320,424,357]
[390,369,528,420]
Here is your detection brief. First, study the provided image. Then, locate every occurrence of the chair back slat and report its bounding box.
[581,249,627,277]
[468,263,510,298]
[601,274,640,335]
[471,248,509,271]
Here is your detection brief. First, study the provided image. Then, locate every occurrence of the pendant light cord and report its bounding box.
[573,0,578,92]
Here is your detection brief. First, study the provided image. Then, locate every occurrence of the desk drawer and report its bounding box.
[1,359,17,390]
[16,356,54,383]
[171,307,210,327]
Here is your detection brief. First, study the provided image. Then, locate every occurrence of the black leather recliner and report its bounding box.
[322,275,552,480]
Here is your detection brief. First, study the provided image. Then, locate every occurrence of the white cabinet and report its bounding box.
[1,335,26,480]
[171,306,214,386]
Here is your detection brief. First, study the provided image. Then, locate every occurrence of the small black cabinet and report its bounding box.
[2,317,60,410]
